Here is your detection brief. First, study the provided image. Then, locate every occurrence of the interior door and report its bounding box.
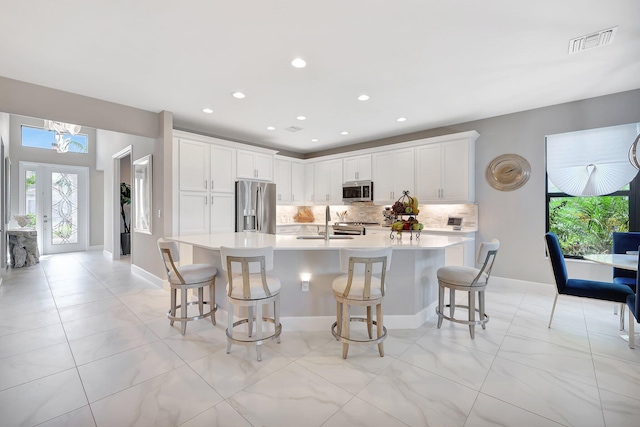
[41,165,88,254]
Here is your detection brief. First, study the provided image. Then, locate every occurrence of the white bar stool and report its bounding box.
[220,246,282,361]
[436,239,499,338]
[331,247,393,359]
[157,238,217,335]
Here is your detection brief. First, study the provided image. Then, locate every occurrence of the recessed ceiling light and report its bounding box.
[311,138,318,142]
[232,91,246,99]
[202,108,213,114]
[357,94,370,101]
[291,58,307,68]
[296,116,306,121]
[341,131,349,135]
[266,126,275,131]
[397,117,407,122]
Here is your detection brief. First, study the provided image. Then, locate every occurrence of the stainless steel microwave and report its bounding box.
[342,181,374,203]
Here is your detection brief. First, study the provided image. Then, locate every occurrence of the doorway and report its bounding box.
[113,146,132,260]
[19,162,89,254]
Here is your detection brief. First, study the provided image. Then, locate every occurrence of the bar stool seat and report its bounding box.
[331,247,392,359]
[158,238,217,335]
[436,239,499,339]
[220,246,282,361]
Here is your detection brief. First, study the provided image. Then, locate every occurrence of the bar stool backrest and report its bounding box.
[338,247,393,300]
[473,239,500,286]
[157,238,185,284]
[220,246,274,299]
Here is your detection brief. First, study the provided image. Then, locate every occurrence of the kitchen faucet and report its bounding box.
[325,205,331,241]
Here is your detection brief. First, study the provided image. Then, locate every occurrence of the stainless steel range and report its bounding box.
[332,222,379,235]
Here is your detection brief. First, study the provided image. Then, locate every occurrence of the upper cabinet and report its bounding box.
[372,148,415,204]
[179,139,210,192]
[343,155,372,182]
[415,133,477,203]
[291,161,305,204]
[274,157,306,204]
[314,159,343,204]
[210,145,235,192]
[179,138,235,193]
[237,150,273,181]
[274,157,292,204]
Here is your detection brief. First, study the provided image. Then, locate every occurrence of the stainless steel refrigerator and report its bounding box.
[236,180,276,234]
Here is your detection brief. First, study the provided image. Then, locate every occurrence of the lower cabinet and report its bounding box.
[179,191,235,235]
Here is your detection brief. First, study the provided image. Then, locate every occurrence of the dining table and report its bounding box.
[583,253,638,271]
[583,252,638,344]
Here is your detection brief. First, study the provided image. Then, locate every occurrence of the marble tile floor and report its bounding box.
[0,251,639,426]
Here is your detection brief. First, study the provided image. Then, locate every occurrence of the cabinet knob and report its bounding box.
[204,180,207,189]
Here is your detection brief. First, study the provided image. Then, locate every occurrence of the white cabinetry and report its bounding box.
[416,136,475,203]
[291,161,305,204]
[237,150,273,181]
[343,155,372,182]
[314,159,343,204]
[372,148,415,204]
[177,137,236,235]
[179,139,209,192]
[274,158,292,204]
[210,193,235,232]
[274,157,306,204]
[305,163,315,204]
[210,145,234,192]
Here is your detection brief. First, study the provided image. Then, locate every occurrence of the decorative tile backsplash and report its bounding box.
[276,203,478,231]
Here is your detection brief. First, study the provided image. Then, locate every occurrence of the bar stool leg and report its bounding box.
[342,302,350,359]
[255,303,263,361]
[180,288,188,335]
[335,301,342,340]
[170,288,177,326]
[274,298,281,344]
[226,302,234,354]
[366,306,373,339]
[209,282,216,325]
[437,284,444,328]
[247,306,254,337]
[450,288,456,318]
[468,291,475,339]
[479,291,486,330]
[198,287,204,316]
[377,303,384,357]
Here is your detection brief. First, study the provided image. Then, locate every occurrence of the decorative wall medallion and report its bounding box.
[486,154,531,191]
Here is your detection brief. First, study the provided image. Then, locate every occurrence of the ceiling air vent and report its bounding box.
[568,26,618,54]
[285,126,304,132]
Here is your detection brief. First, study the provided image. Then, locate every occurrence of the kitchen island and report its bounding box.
[168,232,471,330]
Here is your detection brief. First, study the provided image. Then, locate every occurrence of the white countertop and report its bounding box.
[168,231,470,251]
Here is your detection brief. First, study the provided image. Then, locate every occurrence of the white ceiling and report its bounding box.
[2,0,640,154]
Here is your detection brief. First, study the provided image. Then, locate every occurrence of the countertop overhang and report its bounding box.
[167,231,470,251]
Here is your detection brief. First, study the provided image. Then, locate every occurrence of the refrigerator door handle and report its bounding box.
[256,185,263,232]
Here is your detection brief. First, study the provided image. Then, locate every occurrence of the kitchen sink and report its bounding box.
[296,235,354,240]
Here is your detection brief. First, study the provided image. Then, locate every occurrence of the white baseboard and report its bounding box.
[88,245,104,252]
[102,249,112,259]
[131,264,165,288]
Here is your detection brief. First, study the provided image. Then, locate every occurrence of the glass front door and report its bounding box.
[20,162,88,254]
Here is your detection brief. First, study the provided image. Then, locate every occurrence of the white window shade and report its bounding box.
[547,123,640,196]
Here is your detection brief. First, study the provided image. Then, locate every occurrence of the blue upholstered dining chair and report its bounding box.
[612,232,640,291]
[544,232,634,328]
[627,248,640,349]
